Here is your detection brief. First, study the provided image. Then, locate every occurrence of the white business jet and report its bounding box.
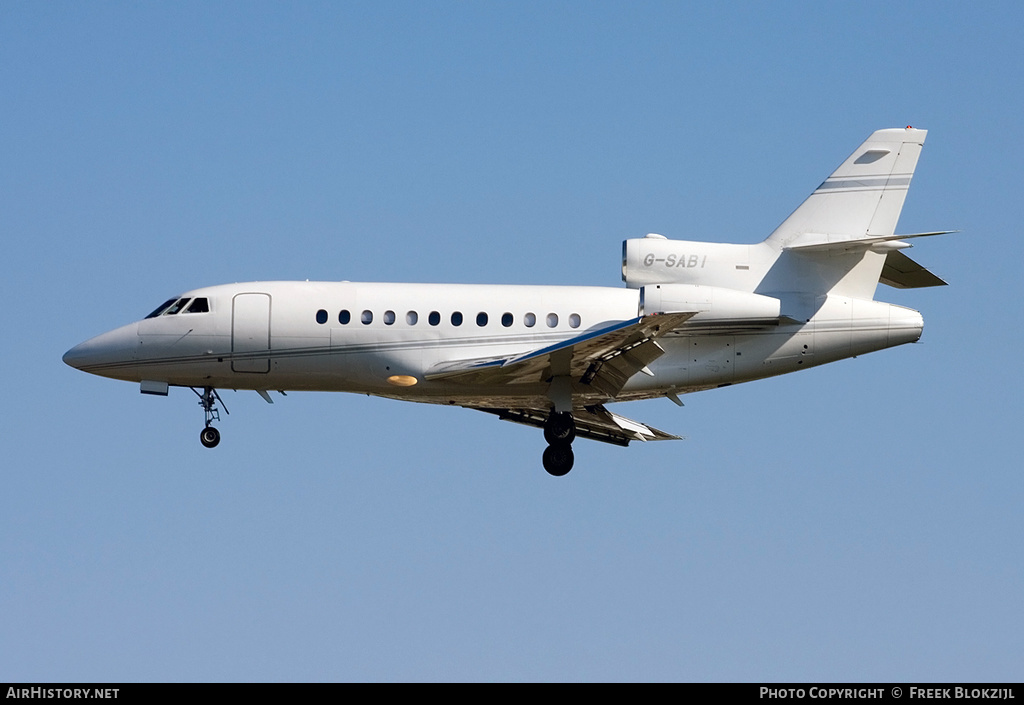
[64,128,951,476]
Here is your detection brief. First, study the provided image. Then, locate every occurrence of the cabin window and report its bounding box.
[383,310,396,325]
[316,309,328,324]
[502,312,513,327]
[546,313,559,328]
[569,313,581,328]
[451,312,463,326]
[476,312,488,327]
[407,311,418,325]
[524,312,536,327]
[339,309,351,324]
[183,298,209,314]
[429,311,440,326]
[361,310,373,324]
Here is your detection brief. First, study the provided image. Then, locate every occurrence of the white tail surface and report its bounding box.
[765,128,927,250]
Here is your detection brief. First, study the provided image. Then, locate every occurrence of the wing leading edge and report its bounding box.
[424,311,695,396]
[427,312,696,446]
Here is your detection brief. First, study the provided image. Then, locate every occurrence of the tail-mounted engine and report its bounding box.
[640,283,780,322]
[622,234,759,291]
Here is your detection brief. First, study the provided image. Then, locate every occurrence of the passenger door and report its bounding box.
[231,293,271,373]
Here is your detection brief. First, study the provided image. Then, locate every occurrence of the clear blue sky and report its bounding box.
[2,1,1021,682]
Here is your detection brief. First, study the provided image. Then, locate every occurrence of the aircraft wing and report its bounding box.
[424,312,695,397]
[472,404,682,446]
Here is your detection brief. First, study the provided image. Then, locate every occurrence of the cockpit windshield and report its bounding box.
[183,297,209,313]
[145,297,181,319]
[163,298,191,315]
[144,296,210,318]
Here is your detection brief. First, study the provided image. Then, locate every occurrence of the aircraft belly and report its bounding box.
[623,335,737,392]
[620,328,823,390]
[731,330,815,381]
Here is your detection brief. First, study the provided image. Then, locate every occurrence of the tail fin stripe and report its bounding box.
[816,175,912,191]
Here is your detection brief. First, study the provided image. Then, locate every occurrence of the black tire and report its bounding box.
[542,443,574,477]
[543,411,576,445]
[200,426,221,448]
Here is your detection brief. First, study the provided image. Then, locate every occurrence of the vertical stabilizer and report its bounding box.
[765,128,927,250]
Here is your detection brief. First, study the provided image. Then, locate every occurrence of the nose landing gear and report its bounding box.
[192,386,228,448]
[542,411,576,476]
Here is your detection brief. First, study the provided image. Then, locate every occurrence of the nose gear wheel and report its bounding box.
[191,386,228,448]
[200,426,221,448]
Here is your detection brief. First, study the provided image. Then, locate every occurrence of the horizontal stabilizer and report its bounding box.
[783,230,956,254]
[474,404,681,447]
[880,250,948,288]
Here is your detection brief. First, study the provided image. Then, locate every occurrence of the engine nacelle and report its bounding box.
[622,234,758,289]
[640,283,781,321]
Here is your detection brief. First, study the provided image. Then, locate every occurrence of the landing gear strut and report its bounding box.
[542,411,576,476]
[192,386,228,448]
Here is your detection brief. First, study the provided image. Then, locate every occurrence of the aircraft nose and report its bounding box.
[63,323,139,374]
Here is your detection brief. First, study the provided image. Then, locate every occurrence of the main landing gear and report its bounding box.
[542,411,576,477]
[192,386,228,448]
